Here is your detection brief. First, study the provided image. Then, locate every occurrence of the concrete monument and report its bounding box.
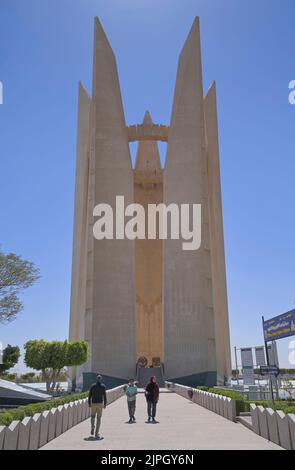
[69,17,231,389]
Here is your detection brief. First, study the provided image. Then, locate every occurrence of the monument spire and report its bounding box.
[92,16,131,168]
[163,17,217,383]
[135,111,162,173]
[204,81,231,382]
[85,17,136,383]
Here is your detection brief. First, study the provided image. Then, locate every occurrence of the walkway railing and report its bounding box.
[165,382,236,422]
[250,403,295,449]
[0,384,125,450]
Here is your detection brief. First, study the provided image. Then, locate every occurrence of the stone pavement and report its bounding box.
[41,392,282,450]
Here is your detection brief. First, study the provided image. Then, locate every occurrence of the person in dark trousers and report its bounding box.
[145,376,159,422]
[125,378,138,423]
[88,374,107,438]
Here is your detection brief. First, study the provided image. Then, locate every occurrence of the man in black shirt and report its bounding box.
[88,374,107,438]
[145,376,159,422]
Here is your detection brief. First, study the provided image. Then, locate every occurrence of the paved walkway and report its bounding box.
[41,392,282,450]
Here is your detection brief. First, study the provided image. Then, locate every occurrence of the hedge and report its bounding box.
[0,391,88,426]
[195,386,295,415]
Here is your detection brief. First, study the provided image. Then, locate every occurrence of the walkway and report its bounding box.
[41,391,282,450]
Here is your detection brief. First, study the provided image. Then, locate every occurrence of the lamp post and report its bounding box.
[262,315,274,402]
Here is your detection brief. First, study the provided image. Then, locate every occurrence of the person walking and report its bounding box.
[125,378,138,423]
[145,376,159,422]
[88,374,107,438]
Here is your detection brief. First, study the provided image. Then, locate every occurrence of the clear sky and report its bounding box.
[0,0,294,372]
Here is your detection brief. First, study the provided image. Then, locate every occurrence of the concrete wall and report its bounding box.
[166,382,236,422]
[250,403,295,449]
[0,385,125,450]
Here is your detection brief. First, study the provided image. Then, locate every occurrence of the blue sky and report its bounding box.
[0,0,294,371]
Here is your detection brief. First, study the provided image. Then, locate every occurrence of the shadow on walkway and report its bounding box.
[84,436,104,441]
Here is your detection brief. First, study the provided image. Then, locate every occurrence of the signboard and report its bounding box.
[263,309,295,342]
[255,346,266,366]
[260,365,280,377]
[241,348,255,385]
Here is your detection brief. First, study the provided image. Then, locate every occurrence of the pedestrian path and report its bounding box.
[41,392,282,450]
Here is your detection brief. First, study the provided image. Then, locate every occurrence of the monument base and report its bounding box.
[82,372,128,391]
[168,371,217,388]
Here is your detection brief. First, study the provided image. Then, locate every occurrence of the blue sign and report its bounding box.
[260,365,280,377]
[263,309,295,342]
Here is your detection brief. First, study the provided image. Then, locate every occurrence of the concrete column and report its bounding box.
[204,83,231,384]
[39,410,50,448]
[29,413,41,450]
[265,408,280,446]
[257,406,269,440]
[62,404,69,433]
[134,112,163,365]
[4,420,19,450]
[288,414,295,450]
[163,17,217,386]
[48,408,57,442]
[55,406,63,437]
[89,17,136,381]
[17,417,31,450]
[68,402,74,429]
[69,83,92,383]
[250,404,260,435]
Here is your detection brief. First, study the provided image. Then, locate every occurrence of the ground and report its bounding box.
[41,390,282,450]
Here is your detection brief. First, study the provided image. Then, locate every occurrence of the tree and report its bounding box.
[24,339,88,392]
[0,249,40,324]
[0,344,20,375]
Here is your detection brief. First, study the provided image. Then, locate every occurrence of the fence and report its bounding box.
[0,384,125,450]
[165,382,236,422]
[250,403,295,450]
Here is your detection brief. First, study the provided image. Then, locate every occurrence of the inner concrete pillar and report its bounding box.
[133,111,163,366]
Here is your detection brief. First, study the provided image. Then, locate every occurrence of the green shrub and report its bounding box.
[9,408,26,421]
[246,400,295,414]
[281,405,295,414]
[193,385,295,416]
[194,386,247,414]
[20,372,36,382]
[208,387,247,414]
[0,390,88,426]
[195,386,209,391]
[5,373,17,381]
[0,412,13,426]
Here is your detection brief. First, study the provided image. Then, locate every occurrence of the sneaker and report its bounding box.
[95,433,100,439]
[152,418,156,422]
[128,418,132,423]
[132,416,136,422]
[148,417,151,422]
[91,428,94,436]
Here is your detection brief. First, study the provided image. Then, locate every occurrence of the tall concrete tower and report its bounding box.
[69,17,231,389]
